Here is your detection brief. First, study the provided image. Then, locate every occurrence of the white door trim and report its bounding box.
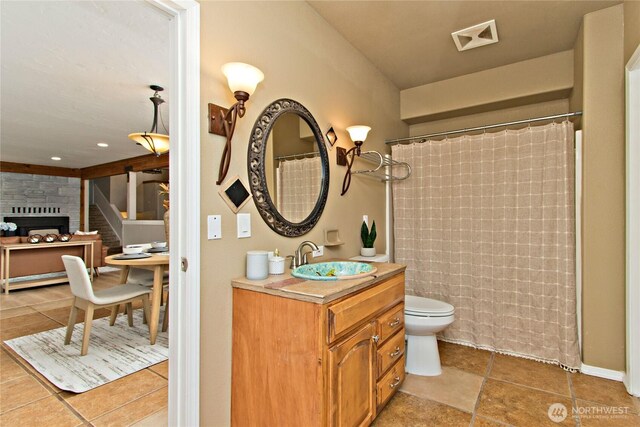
[626,43,640,397]
[147,0,201,424]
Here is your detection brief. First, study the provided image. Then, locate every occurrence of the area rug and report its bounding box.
[4,309,168,393]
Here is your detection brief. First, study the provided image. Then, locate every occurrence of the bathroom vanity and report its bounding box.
[231,262,406,426]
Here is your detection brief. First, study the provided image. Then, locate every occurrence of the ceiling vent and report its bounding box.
[451,20,499,52]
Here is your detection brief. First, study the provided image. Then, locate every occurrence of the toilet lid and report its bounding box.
[405,295,455,316]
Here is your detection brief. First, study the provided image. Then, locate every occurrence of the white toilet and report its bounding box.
[404,295,455,376]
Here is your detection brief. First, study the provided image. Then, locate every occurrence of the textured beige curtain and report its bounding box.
[392,122,580,368]
[277,157,322,223]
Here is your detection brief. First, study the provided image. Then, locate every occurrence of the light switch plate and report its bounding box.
[207,215,222,240]
[362,215,369,226]
[237,213,251,238]
[312,246,324,258]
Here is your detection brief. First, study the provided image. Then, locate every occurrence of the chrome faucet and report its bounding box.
[290,241,319,269]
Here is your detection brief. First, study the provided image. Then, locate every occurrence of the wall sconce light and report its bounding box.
[209,62,264,185]
[128,85,170,156]
[340,125,371,195]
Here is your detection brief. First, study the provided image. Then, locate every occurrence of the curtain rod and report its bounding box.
[275,151,319,161]
[385,111,583,146]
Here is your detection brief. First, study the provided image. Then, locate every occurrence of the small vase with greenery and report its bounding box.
[360,220,377,257]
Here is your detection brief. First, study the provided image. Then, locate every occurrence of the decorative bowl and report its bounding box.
[123,245,145,255]
[44,234,58,243]
[292,261,377,281]
[150,241,167,248]
[58,234,71,242]
[28,234,43,244]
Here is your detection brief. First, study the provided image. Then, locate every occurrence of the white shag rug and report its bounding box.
[4,309,168,393]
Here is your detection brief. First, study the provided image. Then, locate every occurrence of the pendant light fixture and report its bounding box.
[128,85,169,156]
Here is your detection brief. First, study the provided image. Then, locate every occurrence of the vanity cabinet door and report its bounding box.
[328,321,377,427]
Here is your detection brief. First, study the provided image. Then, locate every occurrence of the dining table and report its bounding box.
[105,252,169,345]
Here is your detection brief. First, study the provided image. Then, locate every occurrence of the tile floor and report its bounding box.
[0,270,168,426]
[3,274,638,426]
[374,341,640,427]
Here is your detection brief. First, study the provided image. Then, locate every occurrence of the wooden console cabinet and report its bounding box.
[231,271,406,426]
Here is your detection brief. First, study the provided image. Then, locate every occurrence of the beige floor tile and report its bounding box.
[576,399,640,427]
[472,415,511,426]
[0,312,63,340]
[373,391,472,427]
[0,306,36,320]
[400,367,483,413]
[131,407,168,427]
[477,379,574,426]
[571,373,640,414]
[0,395,83,427]
[0,375,51,413]
[148,360,168,379]
[91,386,167,426]
[64,369,167,420]
[489,354,571,396]
[0,349,28,384]
[439,341,492,376]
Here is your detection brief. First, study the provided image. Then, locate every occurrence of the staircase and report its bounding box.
[89,205,122,255]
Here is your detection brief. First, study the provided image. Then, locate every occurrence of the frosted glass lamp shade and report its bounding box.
[346,125,371,142]
[222,62,264,96]
[128,132,170,155]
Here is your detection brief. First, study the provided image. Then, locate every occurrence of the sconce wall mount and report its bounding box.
[209,63,263,185]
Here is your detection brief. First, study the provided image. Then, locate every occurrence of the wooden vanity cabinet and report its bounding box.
[231,272,405,427]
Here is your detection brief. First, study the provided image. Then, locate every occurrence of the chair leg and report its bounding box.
[126,303,134,327]
[81,304,95,356]
[109,304,120,326]
[142,295,151,334]
[94,267,100,277]
[162,294,169,332]
[64,298,78,345]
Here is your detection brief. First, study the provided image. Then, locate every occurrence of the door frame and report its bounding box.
[147,0,201,424]
[626,42,640,396]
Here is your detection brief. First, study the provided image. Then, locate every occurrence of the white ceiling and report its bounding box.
[1,1,170,169]
[308,0,621,90]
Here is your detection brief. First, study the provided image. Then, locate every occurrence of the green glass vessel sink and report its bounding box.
[291,261,377,281]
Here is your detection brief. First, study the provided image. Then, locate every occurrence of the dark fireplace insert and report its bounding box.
[4,216,70,236]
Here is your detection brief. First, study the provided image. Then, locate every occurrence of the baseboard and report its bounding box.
[581,363,625,382]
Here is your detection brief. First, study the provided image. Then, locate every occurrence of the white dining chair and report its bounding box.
[123,267,170,331]
[62,255,152,356]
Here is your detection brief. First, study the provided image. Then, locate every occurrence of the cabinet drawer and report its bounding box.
[377,356,405,408]
[377,328,405,378]
[378,303,404,343]
[328,273,404,343]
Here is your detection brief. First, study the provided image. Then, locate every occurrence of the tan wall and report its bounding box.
[624,0,640,64]
[580,4,626,370]
[409,99,570,137]
[401,50,573,124]
[199,2,407,424]
[569,23,584,127]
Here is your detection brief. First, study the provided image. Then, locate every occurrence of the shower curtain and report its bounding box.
[277,157,321,223]
[392,122,580,368]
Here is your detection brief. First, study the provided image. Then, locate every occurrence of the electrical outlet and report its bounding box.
[362,215,369,226]
[312,246,324,258]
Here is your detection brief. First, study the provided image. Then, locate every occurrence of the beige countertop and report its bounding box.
[231,261,406,304]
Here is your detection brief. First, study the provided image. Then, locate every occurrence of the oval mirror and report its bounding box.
[248,99,329,237]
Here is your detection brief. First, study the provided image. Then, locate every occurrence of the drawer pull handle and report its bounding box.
[388,318,401,327]
[389,346,401,358]
[372,335,380,343]
[389,376,401,389]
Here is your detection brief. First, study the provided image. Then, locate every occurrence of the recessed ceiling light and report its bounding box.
[97,143,109,148]
[51,156,62,161]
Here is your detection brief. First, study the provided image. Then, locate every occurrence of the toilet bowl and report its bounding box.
[404,295,455,376]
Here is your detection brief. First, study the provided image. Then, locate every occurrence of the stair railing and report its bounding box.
[92,183,124,243]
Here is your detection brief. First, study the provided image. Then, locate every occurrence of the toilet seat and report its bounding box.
[405,295,455,317]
